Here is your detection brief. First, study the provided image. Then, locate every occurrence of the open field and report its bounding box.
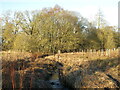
[46,49,119,88]
[1,49,120,89]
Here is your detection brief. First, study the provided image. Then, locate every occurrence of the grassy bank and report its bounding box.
[1,49,119,89]
[46,50,119,88]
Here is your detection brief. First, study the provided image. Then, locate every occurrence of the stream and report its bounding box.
[48,72,69,89]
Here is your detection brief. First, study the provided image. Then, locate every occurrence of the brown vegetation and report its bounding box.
[1,49,120,89]
[2,51,61,89]
[46,49,119,88]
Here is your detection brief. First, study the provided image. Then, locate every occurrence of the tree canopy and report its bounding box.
[1,5,119,53]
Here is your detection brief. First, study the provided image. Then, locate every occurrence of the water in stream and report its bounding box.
[48,72,69,89]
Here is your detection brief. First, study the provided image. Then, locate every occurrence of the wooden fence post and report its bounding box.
[82,50,84,56]
[58,50,61,61]
[90,49,92,56]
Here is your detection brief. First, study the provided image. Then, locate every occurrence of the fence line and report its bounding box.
[1,48,119,60]
[68,48,119,58]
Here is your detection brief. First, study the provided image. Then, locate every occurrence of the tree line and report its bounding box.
[1,5,120,54]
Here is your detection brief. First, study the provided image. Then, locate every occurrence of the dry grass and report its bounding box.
[1,51,60,89]
[1,49,119,89]
[45,49,119,88]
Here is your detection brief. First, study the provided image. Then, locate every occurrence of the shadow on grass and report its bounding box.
[86,57,119,74]
[2,57,63,89]
[59,57,119,88]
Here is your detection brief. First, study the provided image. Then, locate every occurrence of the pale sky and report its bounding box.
[0,0,119,26]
